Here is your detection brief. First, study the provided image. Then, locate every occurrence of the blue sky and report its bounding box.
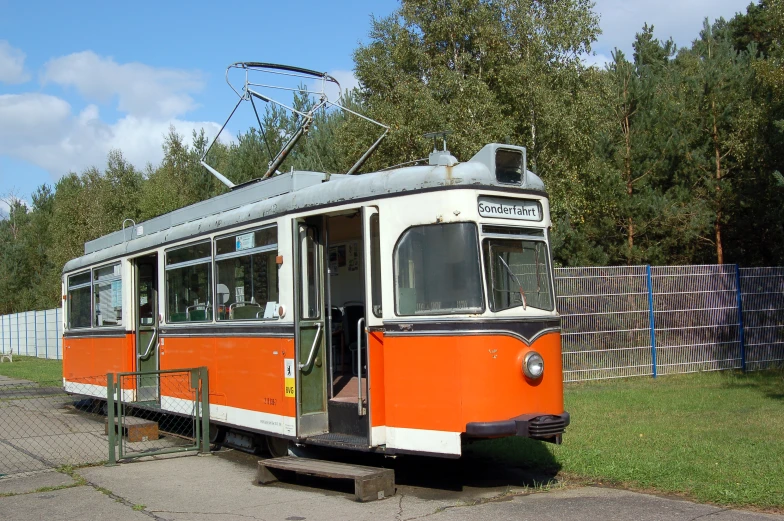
[0,0,752,213]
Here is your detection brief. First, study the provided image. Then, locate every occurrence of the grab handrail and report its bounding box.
[299,323,322,371]
[138,326,158,362]
[357,317,365,416]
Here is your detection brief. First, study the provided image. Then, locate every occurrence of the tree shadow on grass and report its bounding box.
[719,369,784,400]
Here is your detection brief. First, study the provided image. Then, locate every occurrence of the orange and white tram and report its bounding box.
[61,143,569,458]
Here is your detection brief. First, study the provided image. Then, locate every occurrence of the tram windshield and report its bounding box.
[395,222,484,315]
[483,238,554,312]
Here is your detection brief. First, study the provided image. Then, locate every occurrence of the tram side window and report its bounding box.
[68,272,92,329]
[94,263,122,327]
[394,222,484,316]
[166,241,212,323]
[214,226,279,321]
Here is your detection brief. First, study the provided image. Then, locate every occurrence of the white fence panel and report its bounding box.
[0,308,62,360]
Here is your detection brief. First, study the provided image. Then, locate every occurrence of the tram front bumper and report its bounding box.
[465,412,570,444]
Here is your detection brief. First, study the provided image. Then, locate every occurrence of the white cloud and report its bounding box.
[41,51,204,118]
[0,40,30,84]
[592,0,750,56]
[0,51,228,181]
[0,94,72,145]
[0,92,223,177]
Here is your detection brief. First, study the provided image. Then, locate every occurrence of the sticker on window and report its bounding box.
[236,232,255,251]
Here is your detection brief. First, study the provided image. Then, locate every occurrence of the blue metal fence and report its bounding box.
[558,264,784,382]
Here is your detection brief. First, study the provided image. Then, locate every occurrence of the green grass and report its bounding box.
[468,370,784,511]
[0,355,63,385]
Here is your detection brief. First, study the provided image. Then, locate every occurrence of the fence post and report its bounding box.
[34,311,38,358]
[735,264,746,372]
[55,308,60,360]
[44,309,48,359]
[16,313,20,355]
[107,372,117,466]
[200,367,211,454]
[646,265,658,378]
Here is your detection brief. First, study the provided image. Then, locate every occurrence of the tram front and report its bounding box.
[379,143,568,458]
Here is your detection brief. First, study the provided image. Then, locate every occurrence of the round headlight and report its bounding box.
[523,351,544,379]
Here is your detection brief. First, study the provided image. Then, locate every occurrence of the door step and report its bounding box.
[256,456,395,502]
[328,400,368,438]
[105,416,159,442]
[305,432,368,449]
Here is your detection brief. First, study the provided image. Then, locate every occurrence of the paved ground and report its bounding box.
[1,449,782,521]
[0,375,192,476]
[1,375,782,521]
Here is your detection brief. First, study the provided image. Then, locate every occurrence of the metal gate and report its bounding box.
[107,368,209,463]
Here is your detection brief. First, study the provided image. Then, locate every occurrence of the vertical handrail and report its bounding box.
[357,317,365,416]
[107,373,116,466]
[117,375,124,460]
[200,366,211,454]
[735,264,746,372]
[646,265,657,378]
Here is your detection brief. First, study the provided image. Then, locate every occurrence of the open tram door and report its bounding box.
[293,217,328,438]
[134,254,159,403]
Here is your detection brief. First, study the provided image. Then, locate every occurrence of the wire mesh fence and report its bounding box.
[0,369,208,477]
[556,265,653,382]
[555,264,784,382]
[651,265,742,375]
[740,267,784,371]
[0,376,109,476]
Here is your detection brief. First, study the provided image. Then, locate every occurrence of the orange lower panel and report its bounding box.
[160,336,296,419]
[383,332,564,432]
[62,334,135,386]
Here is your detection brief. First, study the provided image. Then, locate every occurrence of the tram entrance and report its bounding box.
[134,254,159,402]
[293,217,329,437]
[293,208,378,445]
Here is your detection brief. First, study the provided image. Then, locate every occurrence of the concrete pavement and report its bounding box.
[1,449,782,521]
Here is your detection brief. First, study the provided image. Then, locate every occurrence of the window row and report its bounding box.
[66,226,280,329]
[67,264,123,329]
[67,221,552,328]
[166,226,279,323]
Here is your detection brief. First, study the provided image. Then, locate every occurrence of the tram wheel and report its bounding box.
[208,423,226,444]
[265,436,291,458]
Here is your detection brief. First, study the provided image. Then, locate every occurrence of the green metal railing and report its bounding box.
[107,367,210,464]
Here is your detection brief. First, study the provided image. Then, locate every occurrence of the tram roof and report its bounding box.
[64,143,546,274]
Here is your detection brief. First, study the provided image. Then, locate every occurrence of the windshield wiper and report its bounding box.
[498,256,527,310]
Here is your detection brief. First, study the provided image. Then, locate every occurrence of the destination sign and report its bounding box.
[478,196,541,221]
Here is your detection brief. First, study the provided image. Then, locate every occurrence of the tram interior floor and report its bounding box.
[331,375,367,404]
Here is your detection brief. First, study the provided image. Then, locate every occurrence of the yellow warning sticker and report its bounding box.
[284,358,295,397]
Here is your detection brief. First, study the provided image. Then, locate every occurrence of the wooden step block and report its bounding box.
[256,456,395,502]
[105,416,159,442]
